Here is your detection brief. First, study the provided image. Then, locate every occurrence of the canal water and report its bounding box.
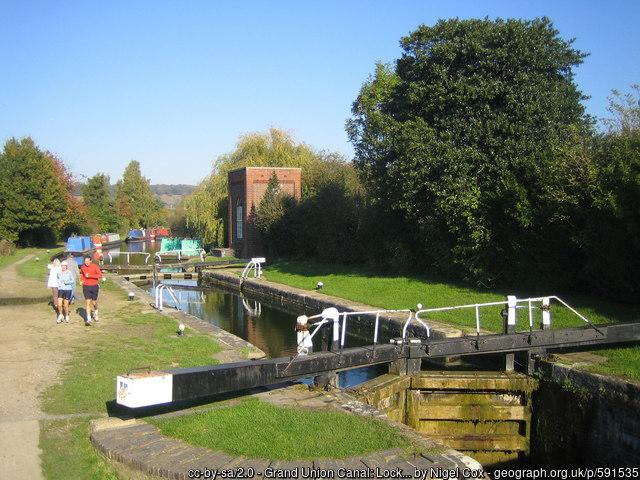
[100,240,161,265]
[105,241,385,386]
[147,279,386,387]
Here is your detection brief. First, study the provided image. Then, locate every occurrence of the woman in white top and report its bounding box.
[47,258,61,315]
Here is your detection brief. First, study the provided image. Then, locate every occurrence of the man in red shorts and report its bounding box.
[80,255,103,325]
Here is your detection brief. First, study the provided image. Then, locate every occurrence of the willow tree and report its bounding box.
[184,128,344,246]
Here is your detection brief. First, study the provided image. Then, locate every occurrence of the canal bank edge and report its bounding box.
[108,274,265,362]
[198,269,464,341]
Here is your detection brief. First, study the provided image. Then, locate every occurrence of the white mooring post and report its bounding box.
[541,297,551,330]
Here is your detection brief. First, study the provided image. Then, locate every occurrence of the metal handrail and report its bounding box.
[241,257,266,279]
[414,295,596,336]
[294,295,594,355]
[154,284,180,311]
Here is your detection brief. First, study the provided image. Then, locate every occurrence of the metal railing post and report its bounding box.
[541,297,551,330]
[504,295,517,371]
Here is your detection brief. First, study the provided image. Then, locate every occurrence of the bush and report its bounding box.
[0,239,16,256]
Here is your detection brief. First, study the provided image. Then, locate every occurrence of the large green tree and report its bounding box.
[82,173,120,232]
[0,137,71,245]
[348,17,590,286]
[115,161,165,229]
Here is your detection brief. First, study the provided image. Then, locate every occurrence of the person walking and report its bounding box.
[47,258,61,319]
[56,261,75,324]
[80,255,102,325]
[66,254,80,304]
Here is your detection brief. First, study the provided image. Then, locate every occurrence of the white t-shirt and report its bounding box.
[47,266,61,288]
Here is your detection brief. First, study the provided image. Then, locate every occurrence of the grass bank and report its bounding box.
[40,419,119,480]
[263,260,640,381]
[39,279,223,478]
[41,287,222,414]
[0,246,38,268]
[16,246,65,279]
[151,397,409,460]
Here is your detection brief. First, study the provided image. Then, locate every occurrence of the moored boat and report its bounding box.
[125,229,149,242]
[158,237,203,258]
[154,227,171,238]
[64,236,95,265]
[92,233,123,248]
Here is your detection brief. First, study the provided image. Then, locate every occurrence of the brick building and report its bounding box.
[227,167,302,258]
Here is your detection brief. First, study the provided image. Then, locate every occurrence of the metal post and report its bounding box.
[541,297,551,330]
[504,295,517,371]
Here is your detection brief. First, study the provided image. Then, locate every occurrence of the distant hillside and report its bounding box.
[150,184,195,196]
[72,183,195,208]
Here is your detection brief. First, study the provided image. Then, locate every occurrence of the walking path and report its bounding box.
[0,253,483,479]
[0,254,81,480]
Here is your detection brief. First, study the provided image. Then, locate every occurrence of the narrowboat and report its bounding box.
[154,227,171,239]
[125,229,149,242]
[91,233,122,248]
[158,238,203,258]
[64,236,95,265]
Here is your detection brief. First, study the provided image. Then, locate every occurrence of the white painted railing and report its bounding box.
[294,295,594,355]
[414,295,593,336]
[154,284,180,311]
[241,257,265,279]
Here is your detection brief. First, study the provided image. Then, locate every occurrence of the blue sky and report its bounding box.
[1,1,638,184]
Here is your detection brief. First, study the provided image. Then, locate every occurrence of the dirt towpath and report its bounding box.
[0,254,90,480]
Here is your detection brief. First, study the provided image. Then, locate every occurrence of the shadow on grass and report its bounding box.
[105,383,292,420]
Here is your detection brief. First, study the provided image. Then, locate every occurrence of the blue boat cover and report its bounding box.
[66,236,93,252]
[127,229,144,239]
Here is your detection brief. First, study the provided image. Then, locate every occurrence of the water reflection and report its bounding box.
[148,280,386,387]
[100,240,161,265]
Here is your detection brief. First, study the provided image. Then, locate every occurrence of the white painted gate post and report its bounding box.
[541,297,551,330]
[504,295,517,371]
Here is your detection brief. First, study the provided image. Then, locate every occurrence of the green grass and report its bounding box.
[582,345,640,382]
[0,247,42,269]
[263,260,640,382]
[40,419,119,480]
[264,260,638,333]
[151,398,409,460]
[16,246,65,279]
[41,301,222,414]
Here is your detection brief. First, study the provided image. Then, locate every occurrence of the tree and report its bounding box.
[184,128,355,246]
[115,161,166,228]
[82,173,120,232]
[348,17,590,286]
[579,86,640,299]
[0,137,71,245]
